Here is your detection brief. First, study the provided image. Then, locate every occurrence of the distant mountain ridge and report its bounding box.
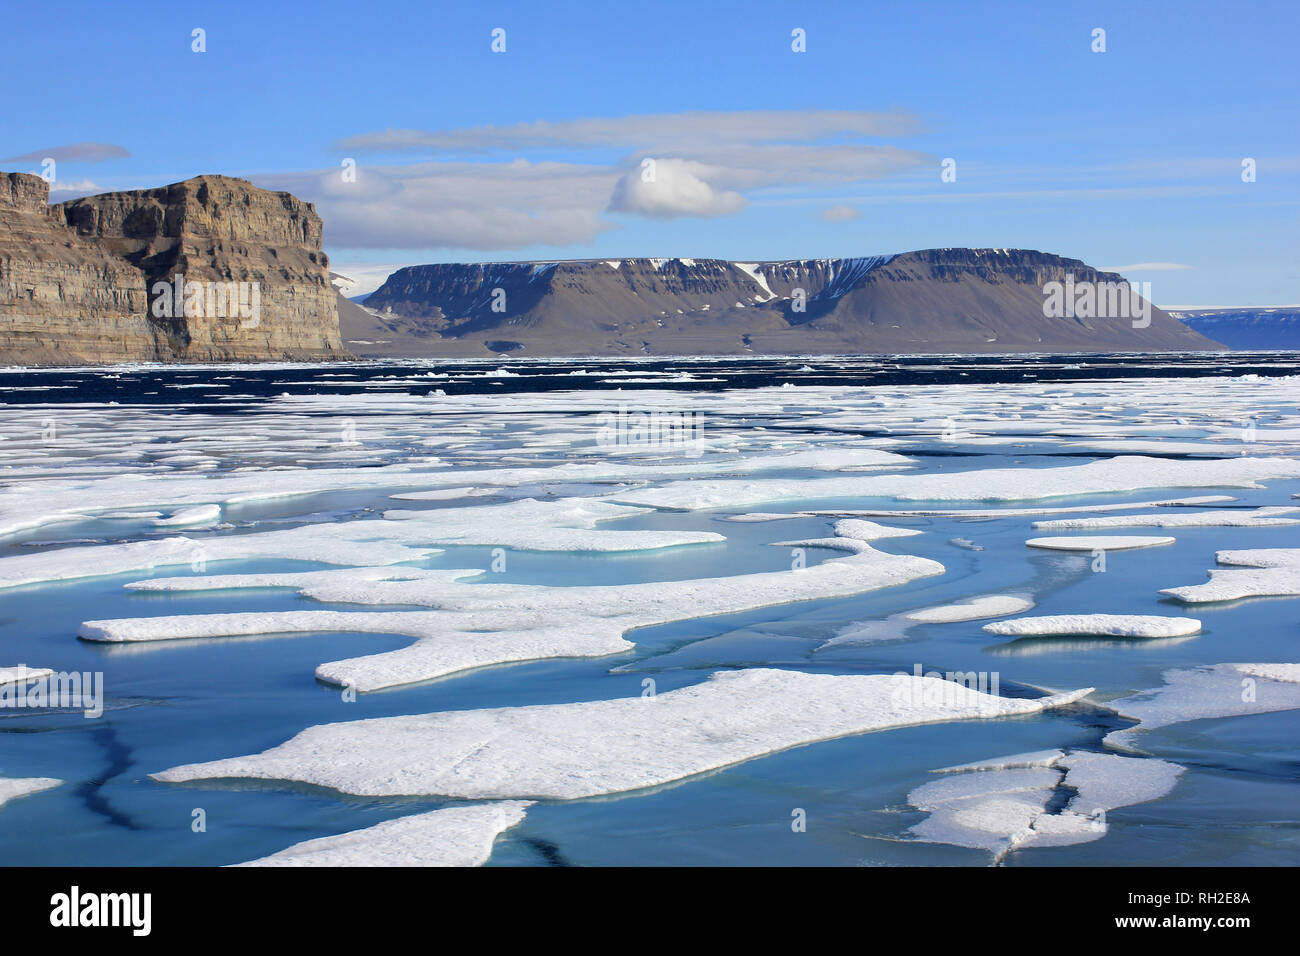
[1167,307,1300,351]
[348,249,1223,357]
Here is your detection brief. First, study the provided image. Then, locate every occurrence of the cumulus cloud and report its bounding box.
[607,159,747,219]
[1,143,129,164]
[821,204,862,222]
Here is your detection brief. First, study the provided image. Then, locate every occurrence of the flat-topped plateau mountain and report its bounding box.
[348,249,1223,357]
[1168,307,1299,351]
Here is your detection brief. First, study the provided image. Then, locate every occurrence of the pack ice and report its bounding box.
[154,669,1092,799]
[907,749,1183,862]
[1161,549,1300,603]
[1105,663,1300,749]
[236,801,531,867]
[84,520,945,691]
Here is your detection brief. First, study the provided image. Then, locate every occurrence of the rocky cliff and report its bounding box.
[355,250,1224,357]
[0,173,347,365]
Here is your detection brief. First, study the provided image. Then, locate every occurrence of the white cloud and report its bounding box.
[47,179,102,199]
[821,204,861,222]
[1,143,129,164]
[265,110,930,250]
[607,159,747,219]
[259,160,620,251]
[1102,262,1194,272]
[336,110,923,155]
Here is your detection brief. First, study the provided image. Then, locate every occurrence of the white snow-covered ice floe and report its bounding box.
[154,504,222,527]
[772,518,923,550]
[1025,536,1175,552]
[1032,506,1300,530]
[89,520,945,691]
[235,801,532,867]
[804,496,1236,519]
[0,438,913,540]
[0,498,725,590]
[983,614,1201,639]
[820,591,1032,649]
[609,456,1300,511]
[1160,548,1300,604]
[153,669,1092,799]
[0,665,54,688]
[907,749,1182,863]
[1104,663,1300,750]
[0,776,62,809]
[903,595,1035,623]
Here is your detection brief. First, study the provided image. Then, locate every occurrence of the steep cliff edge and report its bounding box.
[356,250,1223,357]
[0,173,347,365]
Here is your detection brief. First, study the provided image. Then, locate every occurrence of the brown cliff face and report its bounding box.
[0,172,347,365]
[0,172,157,364]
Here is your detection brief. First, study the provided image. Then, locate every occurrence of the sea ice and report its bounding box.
[1032,506,1299,530]
[1104,662,1300,749]
[983,614,1201,638]
[155,504,223,527]
[610,457,1300,511]
[908,749,1182,861]
[0,665,54,688]
[0,776,62,809]
[1025,535,1176,551]
[95,521,945,690]
[804,496,1235,519]
[0,498,726,590]
[153,669,1091,799]
[236,801,531,867]
[904,595,1035,623]
[1160,548,1300,603]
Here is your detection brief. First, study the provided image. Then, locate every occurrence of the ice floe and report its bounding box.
[610,457,1300,511]
[0,439,910,540]
[155,504,223,527]
[0,776,62,809]
[154,669,1091,799]
[805,496,1235,519]
[236,801,531,867]
[93,521,945,690]
[1026,535,1176,551]
[1105,663,1300,749]
[0,665,53,688]
[904,596,1035,623]
[983,614,1201,639]
[907,749,1183,862]
[0,498,726,590]
[1032,506,1299,530]
[1160,548,1300,603]
[820,592,1034,649]
[773,518,923,552]
[378,498,727,552]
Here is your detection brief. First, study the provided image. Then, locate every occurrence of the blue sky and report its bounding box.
[2,0,1296,304]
